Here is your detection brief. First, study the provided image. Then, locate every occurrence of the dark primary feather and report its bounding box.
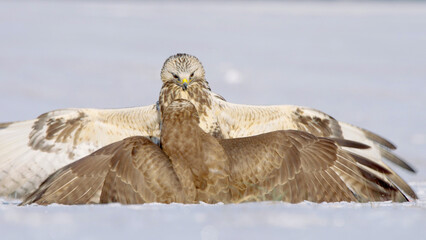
[330,138,371,149]
[379,148,416,173]
[361,126,397,150]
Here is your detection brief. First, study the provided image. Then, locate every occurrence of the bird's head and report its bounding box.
[161,53,206,91]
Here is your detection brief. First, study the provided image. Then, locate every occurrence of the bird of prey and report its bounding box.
[1,53,416,200]
[21,100,413,205]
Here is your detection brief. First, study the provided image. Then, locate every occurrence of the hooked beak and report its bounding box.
[182,78,188,90]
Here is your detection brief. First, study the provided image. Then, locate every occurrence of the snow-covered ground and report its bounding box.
[1,1,426,239]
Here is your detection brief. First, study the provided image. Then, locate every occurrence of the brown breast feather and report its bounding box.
[160,99,231,203]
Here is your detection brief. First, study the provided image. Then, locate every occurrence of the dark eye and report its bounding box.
[172,74,179,79]
[190,72,195,78]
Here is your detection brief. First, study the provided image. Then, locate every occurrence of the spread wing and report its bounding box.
[220,130,413,203]
[20,137,184,205]
[215,100,415,173]
[0,105,160,199]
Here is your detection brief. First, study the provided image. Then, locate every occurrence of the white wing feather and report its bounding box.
[215,100,413,172]
[0,105,159,199]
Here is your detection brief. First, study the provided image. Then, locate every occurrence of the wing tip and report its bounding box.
[0,122,13,129]
[380,148,416,173]
[19,189,44,206]
[340,122,397,150]
[362,128,397,150]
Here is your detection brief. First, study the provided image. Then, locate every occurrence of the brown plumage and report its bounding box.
[21,100,411,205]
[21,136,187,205]
[1,53,415,199]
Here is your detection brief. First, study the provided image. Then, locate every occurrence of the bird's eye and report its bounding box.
[190,72,195,78]
[172,74,179,79]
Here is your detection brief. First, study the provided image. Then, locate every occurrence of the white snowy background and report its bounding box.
[1,1,426,239]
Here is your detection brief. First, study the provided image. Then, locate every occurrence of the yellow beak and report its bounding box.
[182,78,188,90]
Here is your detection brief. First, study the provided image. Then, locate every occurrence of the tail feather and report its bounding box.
[387,172,418,199]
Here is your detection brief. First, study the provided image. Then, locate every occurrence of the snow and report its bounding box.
[2,192,426,239]
[1,1,426,239]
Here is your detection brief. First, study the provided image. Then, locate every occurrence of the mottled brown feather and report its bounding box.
[21,100,414,205]
[160,100,231,203]
[21,137,185,205]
